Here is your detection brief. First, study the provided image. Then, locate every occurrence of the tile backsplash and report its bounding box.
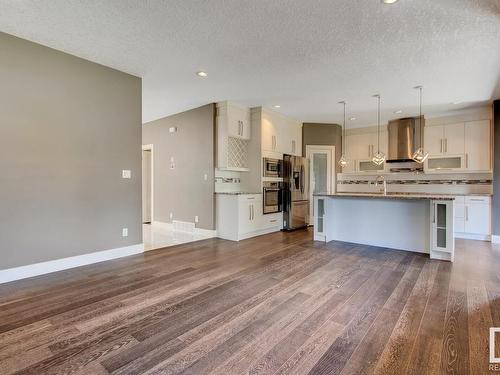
[215,169,243,193]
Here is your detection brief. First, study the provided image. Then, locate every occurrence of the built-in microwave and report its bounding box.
[263,157,283,177]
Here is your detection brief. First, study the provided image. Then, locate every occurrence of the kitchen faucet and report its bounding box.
[374,175,387,195]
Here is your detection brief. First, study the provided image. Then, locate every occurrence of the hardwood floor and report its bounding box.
[0,229,499,374]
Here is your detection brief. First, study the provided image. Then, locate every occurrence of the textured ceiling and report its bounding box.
[1,0,499,125]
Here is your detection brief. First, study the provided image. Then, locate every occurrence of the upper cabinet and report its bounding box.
[261,109,302,156]
[424,123,464,155]
[424,120,491,173]
[216,102,251,171]
[465,120,491,172]
[342,130,388,173]
[219,102,251,140]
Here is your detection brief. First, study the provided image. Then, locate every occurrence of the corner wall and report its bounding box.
[142,104,215,230]
[0,32,142,270]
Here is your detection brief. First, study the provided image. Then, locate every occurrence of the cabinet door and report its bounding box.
[261,116,275,152]
[226,106,241,138]
[371,130,388,156]
[424,126,444,155]
[430,200,454,256]
[443,123,464,154]
[465,204,490,235]
[465,120,491,171]
[347,133,373,160]
[240,108,251,139]
[290,122,302,156]
[276,117,290,154]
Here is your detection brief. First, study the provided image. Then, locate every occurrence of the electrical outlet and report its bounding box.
[122,170,131,179]
[122,228,128,237]
[169,212,173,220]
[195,216,199,223]
[204,174,208,181]
[170,157,175,170]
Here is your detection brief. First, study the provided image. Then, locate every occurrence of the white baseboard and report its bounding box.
[152,221,217,238]
[491,235,500,244]
[455,232,491,241]
[0,243,144,284]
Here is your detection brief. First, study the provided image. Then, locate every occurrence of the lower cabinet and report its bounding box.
[454,195,491,240]
[430,200,455,262]
[216,194,282,241]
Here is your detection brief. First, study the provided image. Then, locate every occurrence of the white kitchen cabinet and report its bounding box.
[454,195,491,240]
[465,120,491,172]
[424,123,464,156]
[221,102,251,140]
[216,102,251,171]
[261,109,302,155]
[430,200,454,261]
[342,131,387,173]
[216,194,282,241]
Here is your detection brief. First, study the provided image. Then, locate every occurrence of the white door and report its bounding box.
[465,204,491,235]
[142,148,152,223]
[306,146,335,225]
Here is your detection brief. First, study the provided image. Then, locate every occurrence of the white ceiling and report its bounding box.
[1,0,499,126]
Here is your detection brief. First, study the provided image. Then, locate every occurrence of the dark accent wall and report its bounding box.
[142,104,216,230]
[493,100,500,236]
[302,123,342,162]
[0,32,142,269]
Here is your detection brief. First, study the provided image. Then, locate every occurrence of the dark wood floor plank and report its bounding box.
[0,229,497,375]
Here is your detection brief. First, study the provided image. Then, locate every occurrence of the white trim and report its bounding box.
[0,243,144,284]
[455,232,491,241]
[142,144,154,222]
[152,221,217,238]
[491,235,500,244]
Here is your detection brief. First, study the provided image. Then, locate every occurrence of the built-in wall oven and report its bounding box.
[263,181,283,214]
[263,157,283,178]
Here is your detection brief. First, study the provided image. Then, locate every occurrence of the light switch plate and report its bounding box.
[195,216,199,223]
[169,126,177,133]
[122,228,128,237]
[122,170,132,179]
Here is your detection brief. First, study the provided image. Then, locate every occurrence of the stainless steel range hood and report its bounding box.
[387,116,425,163]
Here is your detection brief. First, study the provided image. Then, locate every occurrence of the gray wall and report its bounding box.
[142,104,215,230]
[302,123,342,162]
[493,100,500,236]
[0,32,142,270]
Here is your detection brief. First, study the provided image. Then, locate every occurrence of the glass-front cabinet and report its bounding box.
[430,200,454,261]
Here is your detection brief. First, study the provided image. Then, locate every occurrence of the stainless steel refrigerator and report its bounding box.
[283,154,309,230]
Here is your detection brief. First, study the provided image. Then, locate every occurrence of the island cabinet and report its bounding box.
[216,194,282,241]
[313,194,455,262]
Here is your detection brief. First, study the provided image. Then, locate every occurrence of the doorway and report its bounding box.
[306,145,335,225]
[142,145,153,224]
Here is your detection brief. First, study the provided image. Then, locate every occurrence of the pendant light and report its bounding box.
[412,85,428,163]
[338,101,350,168]
[372,94,386,165]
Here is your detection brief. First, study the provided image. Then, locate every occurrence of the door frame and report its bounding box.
[306,145,336,224]
[142,144,154,223]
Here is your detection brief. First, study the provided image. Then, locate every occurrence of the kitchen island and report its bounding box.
[313,193,455,262]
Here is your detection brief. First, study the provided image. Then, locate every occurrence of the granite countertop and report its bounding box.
[215,192,262,195]
[314,192,455,200]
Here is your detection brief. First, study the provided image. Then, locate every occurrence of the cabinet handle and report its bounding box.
[251,204,254,220]
[270,219,277,223]
[292,140,295,153]
[432,203,436,223]
[440,139,443,153]
[465,206,468,221]
[465,153,468,169]
[445,139,448,153]
[249,205,252,220]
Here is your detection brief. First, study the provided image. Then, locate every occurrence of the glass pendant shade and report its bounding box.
[338,154,349,167]
[412,147,428,163]
[372,151,386,165]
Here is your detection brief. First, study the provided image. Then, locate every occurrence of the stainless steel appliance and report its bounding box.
[387,116,425,162]
[263,157,283,177]
[262,181,283,214]
[283,154,309,230]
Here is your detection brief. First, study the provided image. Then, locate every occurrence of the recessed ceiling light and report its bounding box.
[452,101,462,105]
[394,110,403,114]
[382,0,399,3]
[273,105,281,109]
[196,71,208,77]
[349,117,356,121]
